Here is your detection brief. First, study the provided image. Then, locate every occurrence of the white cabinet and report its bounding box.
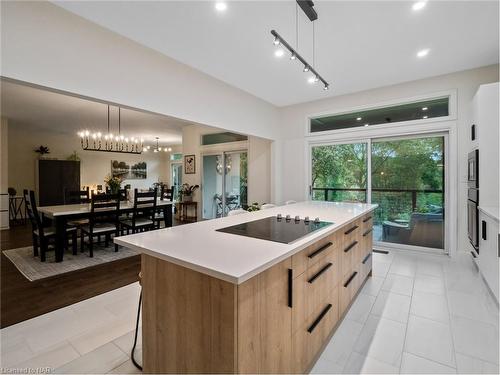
[478,208,499,302]
[474,83,499,210]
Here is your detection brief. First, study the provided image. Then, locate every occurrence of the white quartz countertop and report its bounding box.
[115,201,377,284]
[479,206,499,222]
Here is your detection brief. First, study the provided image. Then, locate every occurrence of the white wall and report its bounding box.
[8,123,170,195]
[0,118,8,194]
[0,118,9,229]
[0,1,280,141]
[275,64,499,253]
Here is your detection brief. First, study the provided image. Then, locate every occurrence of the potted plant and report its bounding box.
[104,174,123,194]
[247,202,261,212]
[34,145,50,159]
[179,183,199,202]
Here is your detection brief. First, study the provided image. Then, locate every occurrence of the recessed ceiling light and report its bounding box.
[364,124,369,127]
[423,115,428,119]
[356,117,362,121]
[215,2,227,12]
[422,107,428,111]
[274,49,284,58]
[307,76,316,84]
[412,1,427,11]
[417,48,430,58]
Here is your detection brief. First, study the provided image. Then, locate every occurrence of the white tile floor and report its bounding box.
[1,250,498,374]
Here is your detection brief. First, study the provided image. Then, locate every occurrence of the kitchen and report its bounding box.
[1,1,499,374]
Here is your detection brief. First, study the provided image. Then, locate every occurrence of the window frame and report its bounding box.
[305,90,457,138]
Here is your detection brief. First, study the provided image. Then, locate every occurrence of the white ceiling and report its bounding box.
[0,80,189,144]
[53,0,499,107]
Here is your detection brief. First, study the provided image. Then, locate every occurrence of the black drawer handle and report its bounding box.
[288,268,293,308]
[344,241,358,253]
[308,241,333,259]
[482,220,487,240]
[343,271,358,288]
[363,229,373,237]
[307,304,332,333]
[344,225,359,235]
[362,253,372,264]
[363,216,373,223]
[308,263,333,284]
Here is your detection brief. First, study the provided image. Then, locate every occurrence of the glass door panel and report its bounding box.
[311,143,368,202]
[202,151,248,219]
[371,136,445,249]
[224,151,248,215]
[202,154,223,219]
[171,162,182,199]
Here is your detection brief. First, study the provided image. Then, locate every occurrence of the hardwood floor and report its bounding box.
[1,224,140,328]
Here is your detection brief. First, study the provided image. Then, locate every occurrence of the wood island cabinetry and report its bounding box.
[140,211,374,374]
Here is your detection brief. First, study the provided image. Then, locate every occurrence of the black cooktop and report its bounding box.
[216,215,333,244]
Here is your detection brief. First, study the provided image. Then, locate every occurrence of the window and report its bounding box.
[201,132,248,146]
[310,97,449,133]
[170,153,182,161]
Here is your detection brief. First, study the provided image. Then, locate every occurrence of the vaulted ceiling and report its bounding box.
[54,0,499,107]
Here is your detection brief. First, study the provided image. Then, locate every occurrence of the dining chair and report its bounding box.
[261,203,277,210]
[154,185,174,228]
[25,190,77,262]
[160,185,175,201]
[121,188,157,234]
[80,193,121,257]
[65,187,90,204]
[228,208,247,216]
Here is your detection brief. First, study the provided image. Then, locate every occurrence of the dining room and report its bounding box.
[0,78,272,328]
[0,78,185,328]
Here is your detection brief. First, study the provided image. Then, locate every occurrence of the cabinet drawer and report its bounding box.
[361,213,374,232]
[292,287,339,373]
[292,250,339,333]
[339,265,361,316]
[341,237,358,278]
[343,219,361,244]
[360,251,372,281]
[292,233,339,277]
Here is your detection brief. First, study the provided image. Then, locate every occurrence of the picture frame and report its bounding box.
[184,154,196,174]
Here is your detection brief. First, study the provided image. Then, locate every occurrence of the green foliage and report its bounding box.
[312,137,444,224]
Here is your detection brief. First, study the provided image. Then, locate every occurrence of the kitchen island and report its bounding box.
[115,201,377,374]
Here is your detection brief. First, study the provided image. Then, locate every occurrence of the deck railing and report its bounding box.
[312,187,443,212]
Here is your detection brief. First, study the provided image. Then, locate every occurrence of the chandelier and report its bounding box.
[78,105,144,154]
[143,137,172,153]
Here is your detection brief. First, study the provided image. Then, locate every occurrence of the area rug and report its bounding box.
[3,244,139,282]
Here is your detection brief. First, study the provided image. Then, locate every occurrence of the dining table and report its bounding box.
[37,199,173,262]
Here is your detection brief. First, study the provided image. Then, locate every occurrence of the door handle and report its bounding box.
[287,268,293,308]
[482,220,487,240]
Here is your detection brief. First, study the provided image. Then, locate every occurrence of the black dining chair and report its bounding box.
[24,190,77,262]
[65,187,90,204]
[121,188,157,234]
[80,193,121,257]
[154,185,174,228]
[106,187,129,201]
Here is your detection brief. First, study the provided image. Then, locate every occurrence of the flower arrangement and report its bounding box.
[104,174,123,194]
[179,183,199,202]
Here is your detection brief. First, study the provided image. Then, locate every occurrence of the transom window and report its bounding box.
[310,97,449,133]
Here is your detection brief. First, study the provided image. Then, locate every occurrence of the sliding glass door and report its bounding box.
[371,136,445,249]
[310,135,446,252]
[202,151,248,219]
